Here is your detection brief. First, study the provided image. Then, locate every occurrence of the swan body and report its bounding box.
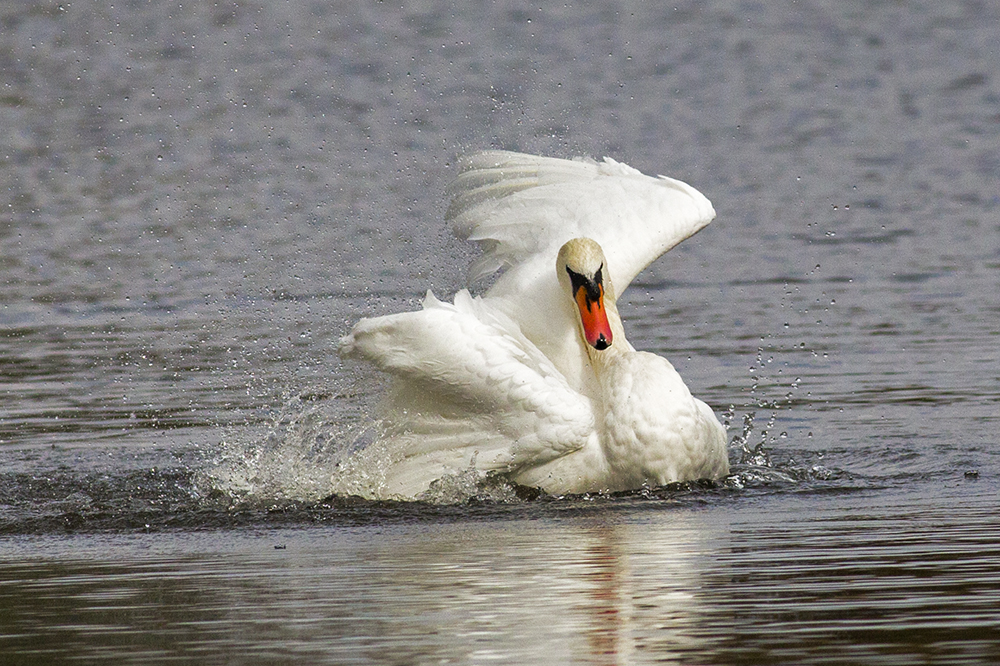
[340,150,728,498]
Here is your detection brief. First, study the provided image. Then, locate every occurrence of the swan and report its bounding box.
[339,150,729,498]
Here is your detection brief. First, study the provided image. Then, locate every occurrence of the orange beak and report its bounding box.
[574,283,613,350]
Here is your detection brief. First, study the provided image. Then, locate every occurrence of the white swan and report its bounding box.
[339,150,728,498]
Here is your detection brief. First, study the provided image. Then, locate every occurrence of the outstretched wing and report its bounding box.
[339,289,595,498]
[446,150,716,299]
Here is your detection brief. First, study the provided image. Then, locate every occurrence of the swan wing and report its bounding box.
[447,150,716,298]
[339,289,595,497]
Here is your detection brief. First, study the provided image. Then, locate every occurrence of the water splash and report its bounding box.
[716,328,830,489]
[202,389,384,503]
[418,469,539,504]
[201,324,833,506]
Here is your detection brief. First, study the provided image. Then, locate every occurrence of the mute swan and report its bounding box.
[340,150,729,497]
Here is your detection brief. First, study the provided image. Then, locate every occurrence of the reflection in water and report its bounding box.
[582,528,629,665]
[3,488,1000,664]
[575,519,714,665]
[0,511,722,665]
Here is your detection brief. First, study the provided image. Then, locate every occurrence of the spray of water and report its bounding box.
[203,318,832,505]
[201,385,383,503]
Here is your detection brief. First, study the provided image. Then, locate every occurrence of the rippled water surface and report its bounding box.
[3,0,1000,663]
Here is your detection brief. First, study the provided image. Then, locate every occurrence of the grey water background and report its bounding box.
[2,0,1000,663]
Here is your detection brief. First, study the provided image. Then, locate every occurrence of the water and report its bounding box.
[2,0,999,663]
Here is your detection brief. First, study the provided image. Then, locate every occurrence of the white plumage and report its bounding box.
[340,150,729,498]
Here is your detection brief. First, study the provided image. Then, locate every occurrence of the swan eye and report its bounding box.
[566,266,603,303]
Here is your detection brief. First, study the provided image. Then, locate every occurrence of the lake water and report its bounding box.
[2,0,999,663]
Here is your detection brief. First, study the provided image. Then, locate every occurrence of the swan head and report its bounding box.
[557,238,614,351]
